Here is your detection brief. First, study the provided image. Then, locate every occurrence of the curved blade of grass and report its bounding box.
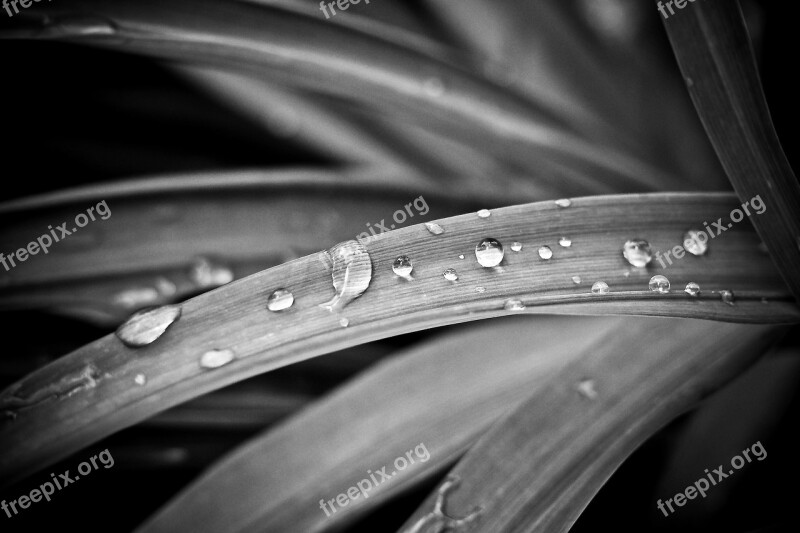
[658,0,800,301]
[398,320,781,533]
[1,0,687,194]
[1,193,798,486]
[136,315,609,533]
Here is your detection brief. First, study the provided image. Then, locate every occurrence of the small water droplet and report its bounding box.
[538,246,553,260]
[339,317,349,328]
[200,349,235,369]
[555,198,572,208]
[683,230,709,256]
[392,255,413,278]
[189,257,234,288]
[572,275,581,284]
[116,305,182,348]
[761,297,769,304]
[591,281,609,294]
[319,241,372,312]
[757,242,769,255]
[558,237,572,248]
[443,269,459,282]
[622,239,652,268]
[267,289,294,312]
[425,222,445,235]
[475,286,486,293]
[686,77,694,88]
[576,379,598,400]
[685,282,701,296]
[134,374,146,386]
[477,209,491,219]
[649,275,670,294]
[113,287,160,309]
[475,238,504,267]
[423,77,445,97]
[504,299,525,311]
[510,242,522,252]
[720,290,735,306]
[458,254,465,260]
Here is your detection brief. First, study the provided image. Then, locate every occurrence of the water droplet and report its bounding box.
[757,242,769,255]
[189,257,234,288]
[572,275,581,284]
[510,242,522,252]
[720,290,735,306]
[685,282,700,296]
[683,230,708,256]
[504,299,525,311]
[538,246,553,260]
[267,289,294,312]
[319,241,373,312]
[591,281,609,294]
[113,287,160,309]
[392,255,413,278]
[576,379,598,400]
[555,198,572,208]
[686,77,694,88]
[458,254,465,260]
[116,305,182,348]
[423,77,445,97]
[649,275,670,294]
[443,269,459,282]
[477,209,491,218]
[134,374,146,386]
[558,237,572,248]
[155,277,177,297]
[475,286,486,293]
[622,239,652,268]
[475,238,504,267]
[424,222,445,235]
[39,15,117,38]
[200,349,235,369]
[339,317,349,328]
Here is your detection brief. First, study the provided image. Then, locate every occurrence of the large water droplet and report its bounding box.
[555,198,572,208]
[558,237,572,248]
[591,281,609,294]
[190,257,234,288]
[649,275,670,294]
[538,246,553,260]
[475,238,504,267]
[392,256,413,278]
[622,239,652,268]
[572,275,582,284]
[685,282,700,296]
[443,268,459,282]
[720,290,735,306]
[319,241,373,312]
[511,242,522,252]
[504,299,525,311]
[683,230,708,256]
[267,289,294,312]
[200,349,235,369]
[477,209,491,219]
[116,305,182,348]
[425,222,444,235]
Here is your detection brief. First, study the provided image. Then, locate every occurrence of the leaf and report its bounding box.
[0,193,797,487]
[658,0,800,301]
[397,320,781,533]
